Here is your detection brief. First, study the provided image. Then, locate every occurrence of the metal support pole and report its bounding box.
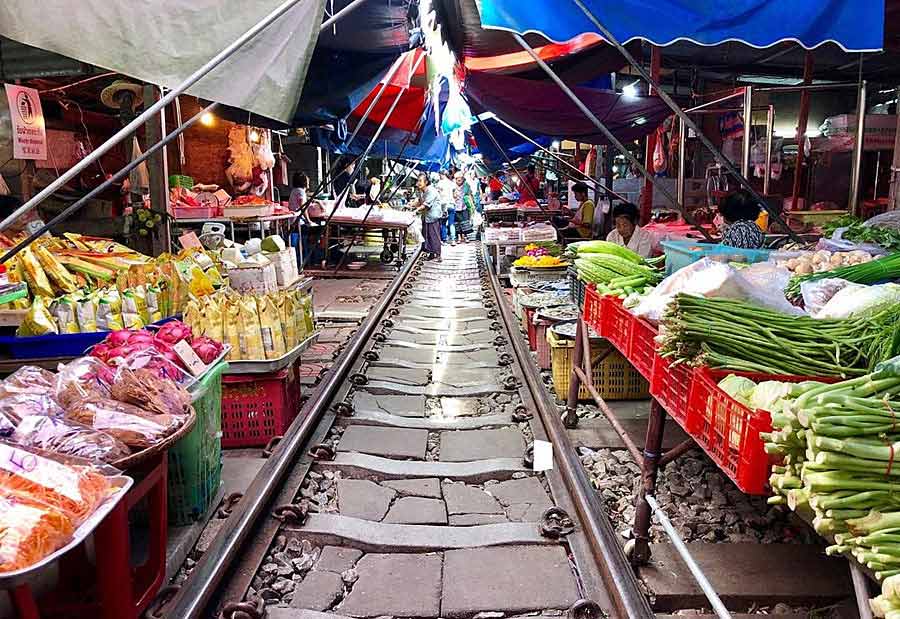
[645,495,732,619]
[345,54,405,148]
[0,103,218,264]
[640,46,662,226]
[631,399,667,565]
[677,117,686,207]
[889,87,900,212]
[143,85,170,255]
[567,0,802,243]
[741,86,753,179]
[849,80,867,216]
[489,115,630,202]
[475,116,548,212]
[563,318,586,428]
[764,105,774,196]
[0,0,371,233]
[791,52,814,211]
[512,34,714,242]
[849,562,875,619]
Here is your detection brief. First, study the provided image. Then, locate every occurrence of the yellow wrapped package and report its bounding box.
[146,284,163,323]
[201,294,225,344]
[222,294,242,361]
[51,296,79,334]
[96,289,124,331]
[17,296,58,336]
[277,292,297,349]
[257,295,286,360]
[33,245,78,294]
[18,248,54,298]
[296,292,315,336]
[292,290,308,341]
[182,297,203,334]
[122,287,148,329]
[74,293,98,332]
[238,296,266,360]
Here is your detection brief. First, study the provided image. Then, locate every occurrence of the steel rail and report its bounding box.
[482,245,655,619]
[162,245,422,618]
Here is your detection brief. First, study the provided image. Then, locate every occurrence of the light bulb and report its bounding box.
[622,83,638,98]
[200,112,215,126]
[249,129,261,143]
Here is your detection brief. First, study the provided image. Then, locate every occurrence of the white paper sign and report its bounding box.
[532,440,554,472]
[4,85,47,160]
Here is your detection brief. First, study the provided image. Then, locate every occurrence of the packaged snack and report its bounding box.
[0,366,55,398]
[0,499,74,573]
[55,357,115,406]
[74,293,98,333]
[18,296,59,336]
[238,296,265,360]
[222,295,242,361]
[33,245,78,294]
[275,292,296,349]
[257,295,286,360]
[301,293,315,335]
[145,284,163,323]
[182,298,203,335]
[18,247,54,298]
[51,296,79,334]
[201,295,224,344]
[0,394,65,425]
[121,286,149,328]
[12,415,131,463]
[110,367,191,417]
[292,290,308,341]
[0,442,111,525]
[96,289,124,331]
[65,399,180,449]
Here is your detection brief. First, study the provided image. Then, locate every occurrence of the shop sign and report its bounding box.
[4,84,47,160]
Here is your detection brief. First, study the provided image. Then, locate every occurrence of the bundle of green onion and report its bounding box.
[785,251,900,300]
[659,294,900,377]
[568,241,663,297]
[764,358,900,583]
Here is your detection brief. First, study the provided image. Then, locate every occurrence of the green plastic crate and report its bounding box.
[168,362,227,525]
[168,174,194,189]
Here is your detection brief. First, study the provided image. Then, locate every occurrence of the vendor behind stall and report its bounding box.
[522,164,542,201]
[555,182,594,240]
[606,202,655,257]
[719,190,765,249]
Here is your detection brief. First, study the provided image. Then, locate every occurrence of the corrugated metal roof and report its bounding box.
[0,37,88,80]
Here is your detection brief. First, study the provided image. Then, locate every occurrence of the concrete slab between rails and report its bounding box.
[656,616,810,619]
[363,380,502,398]
[327,452,529,482]
[642,542,853,611]
[568,416,691,451]
[347,408,514,430]
[284,514,554,552]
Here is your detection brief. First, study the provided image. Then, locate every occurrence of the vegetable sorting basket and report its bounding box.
[547,329,648,401]
[168,361,227,525]
[686,367,836,494]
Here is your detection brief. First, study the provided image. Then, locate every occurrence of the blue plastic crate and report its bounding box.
[661,240,772,275]
[0,316,179,360]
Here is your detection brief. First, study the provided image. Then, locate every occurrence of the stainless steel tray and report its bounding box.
[223,332,320,374]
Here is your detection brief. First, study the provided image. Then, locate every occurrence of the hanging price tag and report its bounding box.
[174,339,207,376]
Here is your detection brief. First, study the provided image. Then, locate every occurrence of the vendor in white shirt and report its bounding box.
[605,202,655,258]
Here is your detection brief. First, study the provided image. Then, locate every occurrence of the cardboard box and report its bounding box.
[268,249,299,287]
[227,263,277,294]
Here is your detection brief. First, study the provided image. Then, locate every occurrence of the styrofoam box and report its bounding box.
[227,263,277,294]
[268,249,298,287]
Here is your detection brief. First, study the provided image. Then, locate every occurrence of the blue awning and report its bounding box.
[479,1,884,52]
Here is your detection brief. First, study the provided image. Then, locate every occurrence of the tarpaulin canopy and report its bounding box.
[478,0,884,52]
[465,71,669,145]
[470,117,546,169]
[348,49,428,133]
[0,0,327,124]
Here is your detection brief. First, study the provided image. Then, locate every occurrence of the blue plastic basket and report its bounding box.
[661,240,772,275]
[0,316,180,360]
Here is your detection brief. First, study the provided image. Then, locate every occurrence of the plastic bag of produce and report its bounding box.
[815,282,900,319]
[0,498,74,573]
[12,415,131,463]
[277,292,296,349]
[257,295,286,360]
[0,441,111,525]
[145,284,163,323]
[222,295,242,361]
[111,367,191,417]
[17,296,59,336]
[0,393,64,425]
[65,398,180,449]
[0,366,55,398]
[122,287,149,328]
[800,278,852,316]
[18,247,54,298]
[238,295,265,360]
[54,357,115,406]
[200,295,224,344]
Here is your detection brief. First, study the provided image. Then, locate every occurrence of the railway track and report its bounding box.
[159,244,652,619]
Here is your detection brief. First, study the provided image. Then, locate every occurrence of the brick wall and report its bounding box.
[165,97,234,189]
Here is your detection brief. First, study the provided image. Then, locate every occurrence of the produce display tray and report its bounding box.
[224,332,319,374]
[0,468,133,587]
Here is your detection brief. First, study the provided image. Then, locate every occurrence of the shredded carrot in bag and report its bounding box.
[0,499,74,573]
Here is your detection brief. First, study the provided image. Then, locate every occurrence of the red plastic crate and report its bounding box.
[222,366,301,448]
[526,308,539,351]
[534,318,553,369]
[582,285,603,334]
[649,355,694,427]
[628,316,657,381]
[686,368,837,494]
[599,295,630,353]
